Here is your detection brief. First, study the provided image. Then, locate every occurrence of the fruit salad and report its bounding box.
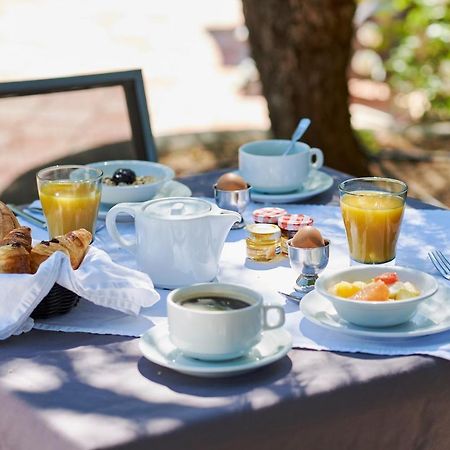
[329,272,420,302]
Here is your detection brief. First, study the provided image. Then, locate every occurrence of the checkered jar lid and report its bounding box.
[252,207,288,224]
[277,214,314,231]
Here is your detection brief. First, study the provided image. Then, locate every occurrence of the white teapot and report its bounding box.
[106,197,241,289]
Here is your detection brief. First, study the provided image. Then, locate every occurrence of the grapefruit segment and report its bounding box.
[351,280,390,301]
[374,272,399,285]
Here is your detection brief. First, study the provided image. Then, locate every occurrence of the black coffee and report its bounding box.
[180,296,250,312]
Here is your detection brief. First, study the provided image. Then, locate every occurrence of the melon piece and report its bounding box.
[395,282,420,300]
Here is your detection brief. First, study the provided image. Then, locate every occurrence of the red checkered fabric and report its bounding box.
[277,214,314,231]
[252,207,287,224]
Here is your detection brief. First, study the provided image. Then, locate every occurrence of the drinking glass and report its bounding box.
[37,165,103,238]
[338,177,407,265]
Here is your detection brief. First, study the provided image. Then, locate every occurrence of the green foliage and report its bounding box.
[355,129,381,156]
[373,0,450,119]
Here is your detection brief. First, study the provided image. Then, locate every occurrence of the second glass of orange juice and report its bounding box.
[339,177,407,264]
[37,165,103,238]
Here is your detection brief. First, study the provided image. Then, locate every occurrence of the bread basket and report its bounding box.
[27,229,92,319]
[0,203,89,320]
[31,284,81,319]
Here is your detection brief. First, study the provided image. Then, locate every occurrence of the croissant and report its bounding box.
[0,226,32,253]
[0,202,20,240]
[30,228,92,273]
[0,243,31,274]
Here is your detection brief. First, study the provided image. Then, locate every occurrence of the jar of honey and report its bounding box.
[252,207,287,224]
[277,214,314,255]
[245,223,281,262]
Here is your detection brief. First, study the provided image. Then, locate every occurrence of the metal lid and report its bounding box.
[277,214,314,231]
[246,223,281,238]
[252,207,287,224]
[143,197,212,219]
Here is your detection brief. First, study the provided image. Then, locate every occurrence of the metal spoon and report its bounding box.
[282,118,311,156]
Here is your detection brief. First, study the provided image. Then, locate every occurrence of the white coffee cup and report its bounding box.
[239,139,324,193]
[167,283,285,361]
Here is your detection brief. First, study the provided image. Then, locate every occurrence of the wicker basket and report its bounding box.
[31,284,80,319]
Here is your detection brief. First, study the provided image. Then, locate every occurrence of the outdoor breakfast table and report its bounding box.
[1,166,449,450]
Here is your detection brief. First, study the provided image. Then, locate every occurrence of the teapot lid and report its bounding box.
[143,197,212,219]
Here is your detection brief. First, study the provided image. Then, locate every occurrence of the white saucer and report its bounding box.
[139,325,292,377]
[98,180,192,220]
[249,170,334,203]
[300,287,450,338]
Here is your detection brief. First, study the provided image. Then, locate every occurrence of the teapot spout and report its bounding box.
[208,208,241,258]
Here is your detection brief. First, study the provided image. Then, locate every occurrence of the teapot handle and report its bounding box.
[105,203,138,254]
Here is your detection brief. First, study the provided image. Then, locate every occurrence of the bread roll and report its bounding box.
[0,202,20,240]
[0,226,32,253]
[0,243,31,274]
[31,228,92,273]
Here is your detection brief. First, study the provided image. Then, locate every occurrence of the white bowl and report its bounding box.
[315,266,438,328]
[89,160,175,204]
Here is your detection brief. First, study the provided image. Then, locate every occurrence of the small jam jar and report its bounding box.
[277,214,314,255]
[252,207,287,224]
[245,223,281,262]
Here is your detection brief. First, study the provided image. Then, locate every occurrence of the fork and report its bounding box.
[428,250,450,280]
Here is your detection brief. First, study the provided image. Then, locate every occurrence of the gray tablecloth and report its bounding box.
[1,330,449,450]
[1,167,449,450]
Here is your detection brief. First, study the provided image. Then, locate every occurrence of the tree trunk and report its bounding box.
[242,0,368,175]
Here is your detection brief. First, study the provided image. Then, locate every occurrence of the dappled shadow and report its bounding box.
[3,324,447,449]
[137,355,293,397]
[0,330,300,434]
[0,328,130,354]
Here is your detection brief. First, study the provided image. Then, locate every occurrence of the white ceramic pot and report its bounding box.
[106,197,241,289]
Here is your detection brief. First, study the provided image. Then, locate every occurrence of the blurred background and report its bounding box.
[0,0,448,206]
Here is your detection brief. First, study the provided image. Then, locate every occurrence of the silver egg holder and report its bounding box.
[213,184,251,229]
[288,239,330,295]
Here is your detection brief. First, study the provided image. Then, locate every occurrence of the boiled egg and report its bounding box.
[216,173,248,191]
[291,226,325,248]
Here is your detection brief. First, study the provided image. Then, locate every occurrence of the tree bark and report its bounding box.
[242,0,368,175]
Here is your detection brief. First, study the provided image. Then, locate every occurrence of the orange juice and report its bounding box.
[340,191,405,264]
[39,181,100,237]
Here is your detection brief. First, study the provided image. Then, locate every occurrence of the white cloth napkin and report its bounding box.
[0,243,160,340]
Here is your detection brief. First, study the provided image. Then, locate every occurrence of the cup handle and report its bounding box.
[310,147,324,170]
[262,305,285,330]
[105,203,138,254]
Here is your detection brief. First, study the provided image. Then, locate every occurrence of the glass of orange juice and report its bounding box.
[339,177,407,264]
[37,165,103,238]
